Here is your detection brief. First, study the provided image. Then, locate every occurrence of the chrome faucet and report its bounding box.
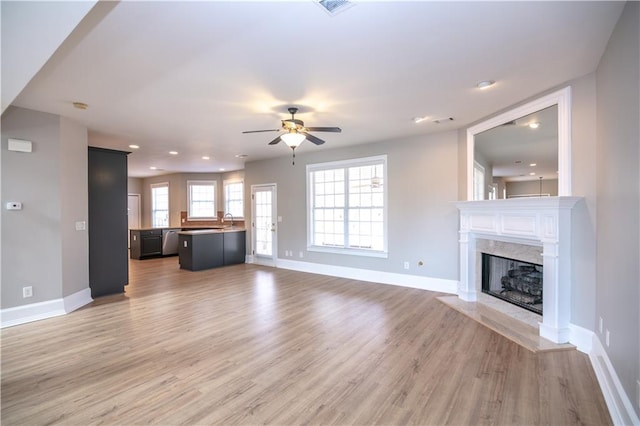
[223,213,234,227]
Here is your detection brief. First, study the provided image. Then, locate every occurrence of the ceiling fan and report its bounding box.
[242,107,341,164]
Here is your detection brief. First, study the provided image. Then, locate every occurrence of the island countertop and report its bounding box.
[178,227,246,235]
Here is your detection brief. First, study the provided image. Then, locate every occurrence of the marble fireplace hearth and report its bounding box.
[454,197,581,344]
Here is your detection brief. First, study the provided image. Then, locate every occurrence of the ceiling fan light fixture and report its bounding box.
[281,132,306,148]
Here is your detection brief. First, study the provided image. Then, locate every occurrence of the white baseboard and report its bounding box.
[568,323,593,353]
[275,258,458,294]
[589,334,640,426]
[1,288,93,328]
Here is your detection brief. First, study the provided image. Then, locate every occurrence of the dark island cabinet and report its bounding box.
[223,231,246,265]
[178,230,246,271]
[130,229,163,259]
[88,147,129,298]
[178,232,224,271]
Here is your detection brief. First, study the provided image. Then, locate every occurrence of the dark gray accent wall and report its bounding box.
[244,131,460,280]
[595,1,640,414]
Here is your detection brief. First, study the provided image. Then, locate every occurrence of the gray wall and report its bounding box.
[244,131,460,280]
[505,178,558,198]
[59,117,89,297]
[595,1,639,413]
[127,177,143,195]
[1,107,89,308]
[460,73,599,331]
[140,170,245,228]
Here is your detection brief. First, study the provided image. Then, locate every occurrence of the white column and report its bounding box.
[458,230,477,301]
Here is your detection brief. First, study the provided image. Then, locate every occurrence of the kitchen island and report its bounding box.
[178,228,246,271]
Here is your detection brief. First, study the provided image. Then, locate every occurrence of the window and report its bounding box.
[307,156,387,257]
[151,182,169,227]
[473,161,485,201]
[223,180,244,218]
[188,180,216,220]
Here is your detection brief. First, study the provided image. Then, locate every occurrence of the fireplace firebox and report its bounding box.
[481,253,543,315]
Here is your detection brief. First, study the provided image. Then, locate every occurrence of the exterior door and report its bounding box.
[251,184,277,265]
[127,194,141,248]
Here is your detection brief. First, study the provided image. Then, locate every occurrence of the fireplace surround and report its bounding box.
[456,197,581,343]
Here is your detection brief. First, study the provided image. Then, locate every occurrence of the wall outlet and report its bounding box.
[403,261,410,270]
[605,329,610,347]
[299,251,303,258]
[22,286,33,298]
[599,317,603,333]
[183,241,188,247]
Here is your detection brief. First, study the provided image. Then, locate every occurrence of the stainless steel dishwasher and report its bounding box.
[162,229,179,255]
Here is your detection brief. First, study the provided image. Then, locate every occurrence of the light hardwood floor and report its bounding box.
[2,257,610,425]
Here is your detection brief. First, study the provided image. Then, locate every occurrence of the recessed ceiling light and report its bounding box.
[219,168,225,172]
[202,156,210,160]
[529,163,537,167]
[529,172,536,176]
[129,144,140,149]
[529,122,540,129]
[150,166,157,170]
[235,154,248,159]
[169,151,178,155]
[412,116,428,124]
[476,80,495,90]
[72,102,89,110]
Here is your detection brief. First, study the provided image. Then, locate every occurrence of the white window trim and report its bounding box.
[306,155,388,258]
[187,180,217,221]
[223,179,245,219]
[150,182,169,228]
[473,161,485,201]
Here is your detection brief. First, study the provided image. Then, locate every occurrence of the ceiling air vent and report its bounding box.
[432,117,454,124]
[316,0,355,16]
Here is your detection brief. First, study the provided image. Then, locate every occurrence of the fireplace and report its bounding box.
[482,253,543,315]
[455,197,581,343]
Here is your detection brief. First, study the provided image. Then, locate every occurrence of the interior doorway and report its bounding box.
[127,194,141,248]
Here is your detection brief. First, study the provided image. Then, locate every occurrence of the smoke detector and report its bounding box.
[315,0,355,16]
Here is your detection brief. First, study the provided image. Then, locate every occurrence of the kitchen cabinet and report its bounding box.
[130,229,163,259]
[178,231,224,271]
[178,229,246,271]
[223,231,246,265]
[88,147,129,298]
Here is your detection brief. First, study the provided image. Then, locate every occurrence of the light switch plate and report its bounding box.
[75,221,86,231]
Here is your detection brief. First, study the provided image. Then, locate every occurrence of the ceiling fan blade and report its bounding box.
[305,127,342,133]
[302,133,325,145]
[242,129,281,134]
[268,136,282,145]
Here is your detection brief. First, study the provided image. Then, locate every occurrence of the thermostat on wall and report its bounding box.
[8,139,33,153]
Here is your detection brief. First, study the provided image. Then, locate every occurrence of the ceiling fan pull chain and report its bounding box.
[292,147,296,165]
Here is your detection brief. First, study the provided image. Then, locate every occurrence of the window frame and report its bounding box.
[187,180,217,221]
[473,160,485,201]
[150,182,170,228]
[223,179,244,219]
[306,155,388,258]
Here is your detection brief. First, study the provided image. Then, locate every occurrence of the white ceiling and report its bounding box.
[7,1,624,177]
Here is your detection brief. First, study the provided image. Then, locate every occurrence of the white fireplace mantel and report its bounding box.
[455,197,582,343]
